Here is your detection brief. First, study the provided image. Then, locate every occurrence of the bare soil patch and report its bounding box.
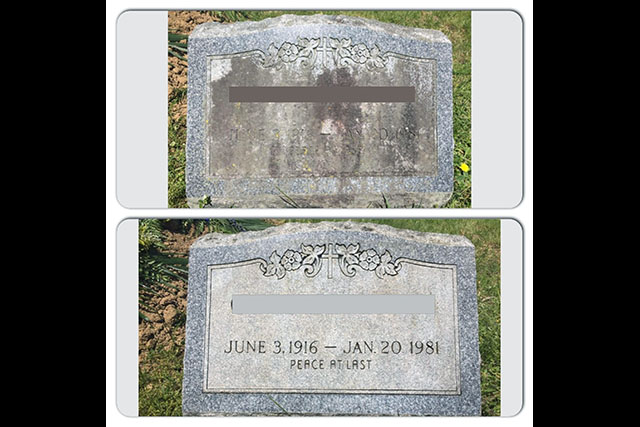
[138,228,196,361]
[167,11,218,119]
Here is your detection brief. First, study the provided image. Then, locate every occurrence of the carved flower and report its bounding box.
[281,249,302,270]
[336,243,360,266]
[367,44,387,69]
[375,250,399,278]
[351,43,371,64]
[264,251,286,279]
[358,249,380,270]
[278,42,299,63]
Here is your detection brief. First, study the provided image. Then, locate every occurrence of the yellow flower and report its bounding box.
[459,163,470,172]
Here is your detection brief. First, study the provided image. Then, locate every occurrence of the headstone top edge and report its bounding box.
[189,13,451,44]
[190,221,474,250]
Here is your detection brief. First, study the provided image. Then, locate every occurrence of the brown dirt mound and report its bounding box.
[138,228,194,355]
[168,11,219,119]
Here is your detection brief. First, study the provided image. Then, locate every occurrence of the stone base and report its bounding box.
[187,191,452,209]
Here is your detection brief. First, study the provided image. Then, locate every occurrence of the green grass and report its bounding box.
[167,10,471,208]
[139,348,184,416]
[168,87,188,209]
[138,219,499,416]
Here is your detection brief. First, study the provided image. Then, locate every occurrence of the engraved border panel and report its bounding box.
[204,37,438,180]
[202,243,461,395]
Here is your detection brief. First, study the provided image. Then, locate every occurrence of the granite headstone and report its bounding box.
[182,221,480,415]
[185,14,454,208]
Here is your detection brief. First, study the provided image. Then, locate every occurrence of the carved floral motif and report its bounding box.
[260,243,401,279]
[258,37,389,71]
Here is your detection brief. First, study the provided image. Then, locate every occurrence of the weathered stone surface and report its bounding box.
[182,222,480,415]
[186,15,454,208]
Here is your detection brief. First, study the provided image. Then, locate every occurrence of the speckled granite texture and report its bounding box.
[182,222,480,415]
[185,14,454,208]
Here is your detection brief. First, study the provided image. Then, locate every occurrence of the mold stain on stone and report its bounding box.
[204,44,438,181]
[399,102,419,174]
[312,68,363,176]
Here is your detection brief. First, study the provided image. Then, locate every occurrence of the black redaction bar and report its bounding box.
[229,86,415,103]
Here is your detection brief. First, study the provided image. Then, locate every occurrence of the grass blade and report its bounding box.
[275,186,300,208]
[169,43,188,52]
[168,33,188,42]
[232,218,273,231]
[266,394,290,415]
[168,50,187,61]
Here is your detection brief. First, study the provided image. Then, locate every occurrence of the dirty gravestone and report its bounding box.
[186,14,454,208]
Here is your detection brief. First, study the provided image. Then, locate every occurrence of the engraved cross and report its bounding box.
[316,37,333,68]
[320,243,340,279]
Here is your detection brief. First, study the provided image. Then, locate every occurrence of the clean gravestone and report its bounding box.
[185,14,454,208]
[182,222,480,415]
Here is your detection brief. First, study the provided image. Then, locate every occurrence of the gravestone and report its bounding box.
[185,14,454,208]
[182,221,480,415]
